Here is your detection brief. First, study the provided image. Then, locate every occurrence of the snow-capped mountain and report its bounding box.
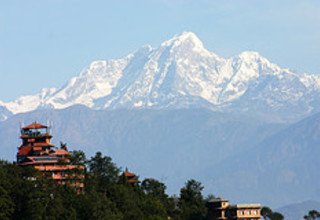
[0,104,12,121]
[2,32,320,121]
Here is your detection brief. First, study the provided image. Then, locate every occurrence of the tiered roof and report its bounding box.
[123,168,140,184]
[22,123,48,130]
[16,122,85,193]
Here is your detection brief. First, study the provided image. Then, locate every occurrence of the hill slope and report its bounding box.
[201,112,320,207]
[0,106,282,197]
[276,200,320,220]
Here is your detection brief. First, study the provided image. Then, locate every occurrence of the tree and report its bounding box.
[70,150,87,165]
[269,212,284,220]
[83,190,122,220]
[141,178,167,200]
[205,194,217,202]
[261,206,273,220]
[141,178,170,219]
[304,210,320,220]
[0,166,14,220]
[60,141,68,151]
[107,184,144,220]
[178,179,206,220]
[261,206,284,220]
[87,152,121,192]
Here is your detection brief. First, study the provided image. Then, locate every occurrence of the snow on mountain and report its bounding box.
[1,32,320,120]
[3,88,57,114]
[45,54,133,109]
[0,103,13,121]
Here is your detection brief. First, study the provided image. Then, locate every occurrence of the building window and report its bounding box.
[246,210,251,215]
[253,210,257,215]
[239,211,244,215]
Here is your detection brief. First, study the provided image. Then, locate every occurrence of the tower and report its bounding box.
[17,122,84,192]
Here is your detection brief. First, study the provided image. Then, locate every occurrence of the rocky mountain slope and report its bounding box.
[1,32,320,121]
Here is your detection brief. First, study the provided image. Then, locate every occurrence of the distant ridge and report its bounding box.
[276,200,320,220]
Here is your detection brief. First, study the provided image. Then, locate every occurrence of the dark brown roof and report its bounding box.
[127,179,140,184]
[52,149,70,156]
[208,197,229,203]
[17,146,32,156]
[33,142,54,147]
[23,122,48,130]
[123,170,136,177]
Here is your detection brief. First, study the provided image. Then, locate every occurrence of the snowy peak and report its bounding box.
[237,51,261,60]
[3,88,57,114]
[232,51,276,70]
[160,32,219,59]
[1,31,320,121]
[162,32,204,49]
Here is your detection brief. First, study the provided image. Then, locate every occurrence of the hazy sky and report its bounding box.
[1,0,320,101]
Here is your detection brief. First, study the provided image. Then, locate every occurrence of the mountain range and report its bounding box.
[1,32,320,122]
[0,32,319,208]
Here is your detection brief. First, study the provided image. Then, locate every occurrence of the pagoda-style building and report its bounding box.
[206,198,261,220]
[17,122,84,192]
[122,168,140,185]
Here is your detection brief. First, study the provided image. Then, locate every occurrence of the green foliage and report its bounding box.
[70,150,87,165]
[0,167,14,220]
[177,179,206,220]
[204,194,217,202]
[0,153,215,220]
[87,152,121,191]
[261,206,273,219]
[304,210,320,220]
[269,212,284,220]
[82,189,122,220]
[261,206,284,220]
[141,178,166,198]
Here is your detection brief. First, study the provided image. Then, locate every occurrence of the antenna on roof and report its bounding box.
[19,121,22,135]
[46,119,49,134]
[50,120,53,135]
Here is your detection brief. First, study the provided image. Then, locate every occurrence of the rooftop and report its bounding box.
[229,204,261,209]
[22,122,48,130]
[208,197,229,203]
[123,168,136,177]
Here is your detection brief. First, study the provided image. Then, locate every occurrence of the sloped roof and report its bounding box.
[33,142,54,147]
[23,122,48,130]
[127,178,140,184]
[123,170,136,177]
[52,149,70,156]
[208,197,229,203]
[230,204,261,209]
[17,146,32,156]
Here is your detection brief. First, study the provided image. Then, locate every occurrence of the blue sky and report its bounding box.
[1,0,320,101]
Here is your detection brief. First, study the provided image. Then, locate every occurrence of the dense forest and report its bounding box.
[1,150,316,220]
[0,151,210,220]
